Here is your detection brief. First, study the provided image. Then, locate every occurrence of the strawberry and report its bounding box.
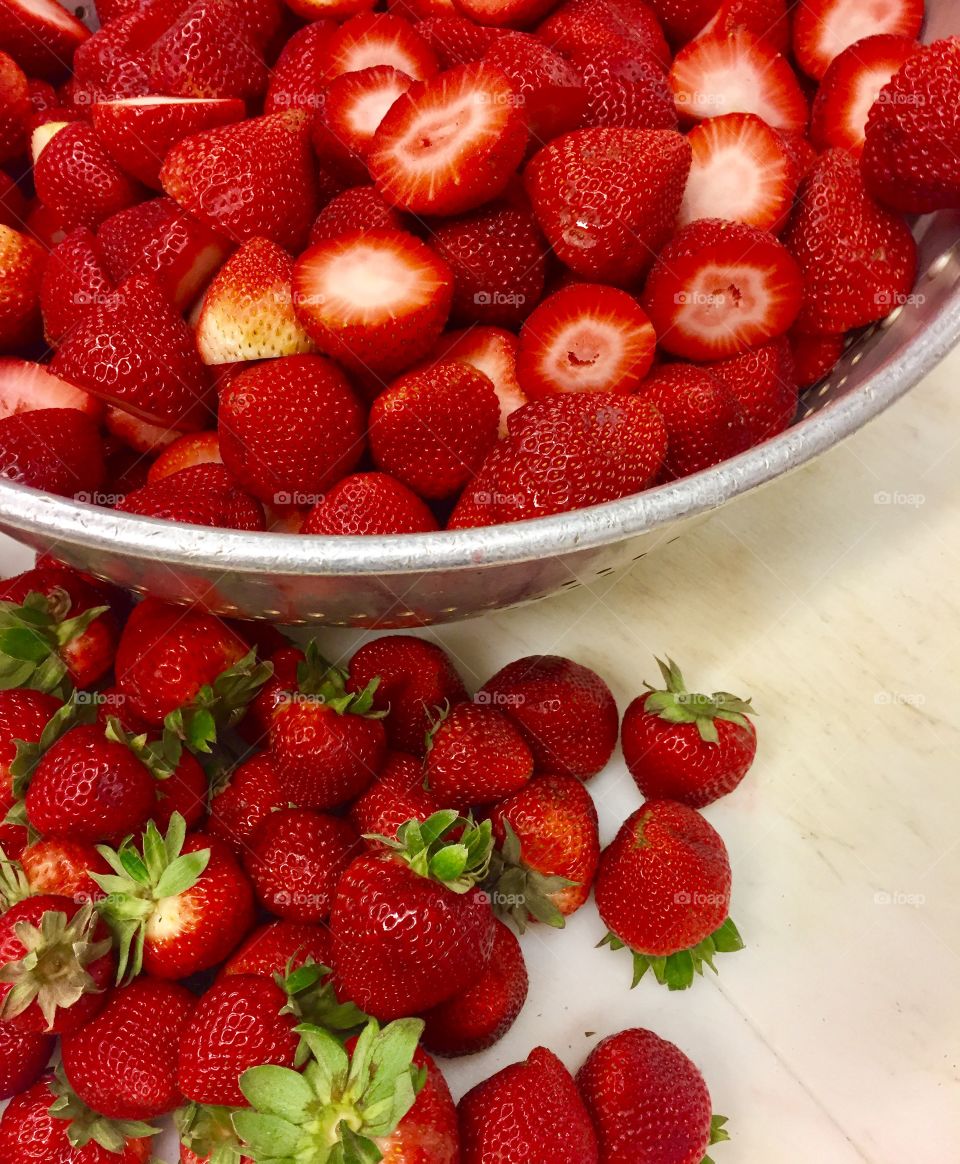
[0,688,62,817]
[92,815,255,980]
[50,272,213,430]
[292,229,454,382]
[789,327,845,387]
[14,839,111,907]
[420,917,526,1057]
[0,51,28,165]
[161,111,319,251]
[331,811,496,1019]
[458,1046,599,1164]
[792,0,923,80]
[708,335,798,444]
[176,1102,250,1164]
[637,365,750,479]
[0,1023,53,1099]
[39,227,115,346]
[143,745,208,834]
[33,124,141,233]
[525,127,691,285]
[426,702,534,805]
[221,919,333,979]
[268,646,388,809]
[484,33,587,141]
[782,148,918,334]
[426,324,527,436]
[369,63,528,215]
[0,897,115,1033]
[308,185,406,245]
[0,0,90,81]
[106,407,176,457]
[596,799,743,989]
[0,224,44,350]
[177,976,299,1107]
[699,0,789,52]
[369,361,500,500]
[207,753,286,853]
[313,65,415,184]
[148,430,221,481]
[621,657,757,807]
[487,772,599,927]
[810,34,918,157]
[679,111,800,233]
[149,0,268,101]
[264,20,335,114]
[862,37,960,214]
[92,96,246,189]
[303,472,440,535]
[578,1027,729,1164]
[0,407,105,499]
[537,0,671,69]
[578,50,679,132]
[641,219,804,360]
[516,282,656,400]
[218,355,366,507]
[67,18,153,107]
[455,0,556,27]
[0,359,100,419]
[479,655,618,780]
[350,751,449,844]
[61,976,196,1119]
[670,29,808,133]
[324,13,439,83]
[238,644,303,746]
[415,15,501,68]
[117,463,267,531]
[430,204,547,329]
[347,635,468,755]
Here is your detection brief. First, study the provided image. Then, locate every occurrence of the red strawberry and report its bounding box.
[789,327,845,387]
[426,324,527,436]
[308,185,406,245]
[621,657,757,807]
[862,37,960,214]
[641,219,804,360]
[516,282,656,400]
[50,272,213,430]
[810,34,918,157]
[161,111,319,251]
[699,0,788,51]
[578,1027,729,1164]
[303,472,440,535]
[426,702,534,804]
[679,111,800,233]
[596,799,743,989]
[221,919,333,979]
[177,976,299,1107]
[117,463,266,531]
[324,13,439,82]
[176,1102,250,1164]
[484,32,587,141]
[0,359,100,420]
[670,29,808,133]
[268,647,388,809]
[61,976,196,1119]
[93,815,255,980]
[148,430,221,481]
[369,63,528,215]
[331,812,496,1019]
[218,355,365,507]
[420,918,526,1056]
[39,228,114,346]
[68,17,153,107]
[415,15,501,68]
[350,750,449,843]
[525,127,691,285]
[792,0,923,80]
[264,19,335,115]
[0,51,28,165]
[708,335,798,444]
[149,0,268,101]
[0,408,105,499]
[455,0,556,27]
[458,1046,599,1164]
[537,0,671,69]
[238,645,303,746]
[0,1023,53,1099]
[313,65,414,184]
[0,224,44,350]
[479,655,619,780]
[369,361,500,500]
[347,635,468,756]
[578,50,679,132]
[0,688,62,817]
[637,364,750,479]
[292,229,454,382]
[487,772,600,926]
[0,0,90,81]
[145,746,208,834]
[33,124,141,232]
[783,148,918,334]
[208,752,286,853]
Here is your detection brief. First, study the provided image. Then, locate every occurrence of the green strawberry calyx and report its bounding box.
[91,812,210,983]
[234,1017,426,1164]
[484,819,576,934]
[279,960,369,1045]
[702,1114,731,1164]
[104,716,185,781]
[644,658,755,744]
[50,1069,159,1152]
[599,916,745,992]
[294,642,386,720]
[0,902,112,1029]
[165,648,275,756]
[0,851,32,910]
[0,589,109,699]
[369,810,494,894]
[176,1102,246,1164]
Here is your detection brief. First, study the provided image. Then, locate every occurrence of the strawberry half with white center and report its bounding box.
[0,224,44,352]
[670,28,808,133]
[516,282,657,400]
[426,324,527,436]
[368,62,528,216]
[323,12,439,82]
[0,358,100,421]
[792,0,923,80]
[641,219,804,361]
[313,65,414,184]
[0,0,90,81]
[679,111,800,233]
[292,229,454,381]
[302,472,440,535]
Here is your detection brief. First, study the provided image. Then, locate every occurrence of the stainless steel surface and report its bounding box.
[1,5,957,626]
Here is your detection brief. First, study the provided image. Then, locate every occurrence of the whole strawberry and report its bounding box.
[207,753,286,854]
[578,1027,730,1164]
[596,800,743,991]
[0,688,62,818]
[622,658,757,807]
[350,751,450,844]
[0,1022,53,1099]
[220,919,333,980]
[426,702,534,806]
[331,811,496,1020]
[20,838,110,903]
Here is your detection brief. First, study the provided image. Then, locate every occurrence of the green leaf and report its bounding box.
[153,850,209,899]
[711,917,744,953]
[429,844,468,883]
[232,1110,301,1158]
[239,1066,313,1123]
[338,1124,384,1164]
[0,627,51,662]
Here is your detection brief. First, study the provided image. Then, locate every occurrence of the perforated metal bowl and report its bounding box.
[0,4,957,626]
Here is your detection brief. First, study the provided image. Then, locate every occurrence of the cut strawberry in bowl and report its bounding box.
[0,0,90,82]
[324,12,440,82]
[0,358,102,420]
[453,0,557,27]
[792,0,924,80]
[425,324,528,436]
[312,64,414,184]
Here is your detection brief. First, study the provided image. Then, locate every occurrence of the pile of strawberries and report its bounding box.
[0,559,764,1162]
[0,0,956,533]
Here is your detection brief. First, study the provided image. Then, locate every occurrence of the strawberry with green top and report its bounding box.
[0,687,62,821]
[331,811,496,1020]
[176,1102,250,1164]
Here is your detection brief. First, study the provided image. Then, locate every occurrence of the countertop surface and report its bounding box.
[0,351,957,1163]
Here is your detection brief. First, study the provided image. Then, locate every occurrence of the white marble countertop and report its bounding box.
[1,350,957,1163]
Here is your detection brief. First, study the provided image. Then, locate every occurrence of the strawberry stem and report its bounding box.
[368,811,493,894]
[644,657,755,744]
[0,589,108,698]
[599,917,744,991]
[485,819,576,933]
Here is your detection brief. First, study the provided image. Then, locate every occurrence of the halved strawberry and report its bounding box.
[811,34,918,156]
[455,0,557,28]
[91,96,246,189]
[0,358,101,419]
[104,406,178,455]
[33,123,142,232]
[369,62,528,216]
[313,65,414,184]
[698,0,789,53]
[0,224,44,351]
[148,430,221,481]
[291,228,453,380]
[0,0,90,81]
[39,227,115,346]
[0,51,28,165]
[642,219,803,360]
[309,185,406,245]
[286,0,376,17]
[324,12,439,82]
[426,325,527,436]
[670,28,808,133]
[792,0,923,80]
[679,111,799,233]
[415,14,501,68]
[149,0,268,100]
[517,283,656,400]
[484,32,587,142]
